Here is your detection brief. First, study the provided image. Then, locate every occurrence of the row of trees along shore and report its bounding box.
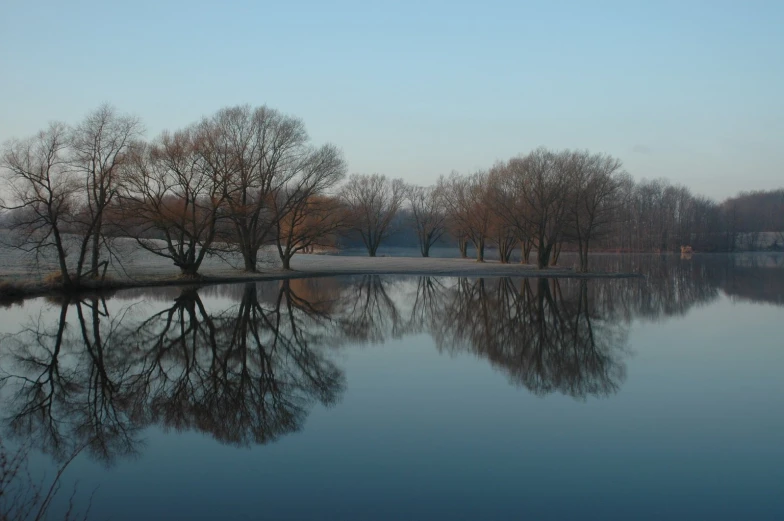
[1,104,783,287]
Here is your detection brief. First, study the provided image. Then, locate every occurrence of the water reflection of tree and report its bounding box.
[720,253,784,306]
[4,254,783,469]
[406,277,448,334]
[337,275,405,343]
[122,282,344,446]
[0,439,92,521]
[1,297,140,464]
[0,281,345,466]
[576,253,784,315]
[432,278,628,398]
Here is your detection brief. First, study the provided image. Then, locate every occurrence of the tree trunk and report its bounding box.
[179,264,201,278]
[579,239,590,272]
[537,243,552,269]
[521,239,532,265]
[281,255,292,270]
[458,237,468,258]
[90,212,103,276]
[476,239,485,262]
[499,240,512,263]
[550,242,562,266]
[244,256,256,272]
[52,226,73,288]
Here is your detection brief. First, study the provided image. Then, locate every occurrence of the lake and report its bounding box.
[1,254,782,520]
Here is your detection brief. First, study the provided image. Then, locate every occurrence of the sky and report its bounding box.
[1,0,782,201]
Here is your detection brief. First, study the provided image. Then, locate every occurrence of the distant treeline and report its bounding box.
[340,178,784,258]
[1,103,782,287]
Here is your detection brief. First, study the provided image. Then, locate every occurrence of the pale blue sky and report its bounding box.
[1,0,782,200]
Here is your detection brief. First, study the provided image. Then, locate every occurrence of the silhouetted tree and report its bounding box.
[341,174,405,257]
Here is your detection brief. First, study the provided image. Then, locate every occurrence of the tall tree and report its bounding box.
[565,151,624,272]
[119,128,226,277]
[406,184,446,257]
[439,171,493,262]
[341,174,405,257]
[69,104,142,277]
[504,148,571,268]
[202,105,310,272]
[272,144,347,269]
[0,123,80,287]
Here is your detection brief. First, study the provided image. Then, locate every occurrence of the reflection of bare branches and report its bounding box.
[1,281,345,465]
[569,253,784,316]
[3,253,782,471]
[73,297,141,463]
[405,277,448,334]
[0,440,93,521]
[433,277,628,399]
[338,275,403,343]
[114,282,345,447]
[1,302,71,458]
[1,297,142,465]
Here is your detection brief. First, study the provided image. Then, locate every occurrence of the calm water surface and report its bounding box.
[0,254,782,520]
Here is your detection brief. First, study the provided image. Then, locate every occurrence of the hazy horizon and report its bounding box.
[1,0,782,200]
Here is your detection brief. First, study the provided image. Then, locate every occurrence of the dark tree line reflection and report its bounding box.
[429,278,628,397]
[1,280,347,466]
[1,253,783,466]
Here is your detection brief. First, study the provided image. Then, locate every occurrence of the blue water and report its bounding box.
[1,255,782,520]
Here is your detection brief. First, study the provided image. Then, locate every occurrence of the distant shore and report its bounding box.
[0,255,643,303]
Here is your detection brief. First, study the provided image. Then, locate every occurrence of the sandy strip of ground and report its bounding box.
[0,248,641,301]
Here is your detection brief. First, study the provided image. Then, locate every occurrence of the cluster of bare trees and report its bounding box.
[403,152,783,265]
[408,148,628,271]
[720,189,784,251]
[3,105,783,288]
[120,105,347,273]
[0,104,349,285]
[0,107,143,288]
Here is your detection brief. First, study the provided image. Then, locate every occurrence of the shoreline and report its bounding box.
[0,255,643,303]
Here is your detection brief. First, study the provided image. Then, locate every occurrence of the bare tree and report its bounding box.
[341,174,405,257]
[489,163,534,264]
[406,184,446,257]
[439,171,493,262]
[504,148,571,268]
[272,144,347,269]
[566,151,624,272]
[0,123,80,287]
[119,128,225,277]
[69,104,142,277]
[202,105,311,272]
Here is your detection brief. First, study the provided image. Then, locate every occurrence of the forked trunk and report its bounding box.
[537,243,552,269]
[458,238,468,258]
[550,242,562,266]
[179,264,201,279]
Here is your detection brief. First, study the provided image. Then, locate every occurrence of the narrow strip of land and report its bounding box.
[0,253,642,301]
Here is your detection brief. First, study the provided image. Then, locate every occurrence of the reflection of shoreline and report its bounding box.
[59,252,784,308]
[2,254,783,468]
[722,267,784,306]
[0,275,634,467]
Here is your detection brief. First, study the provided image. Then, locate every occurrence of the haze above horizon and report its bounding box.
[1,0,782,201]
